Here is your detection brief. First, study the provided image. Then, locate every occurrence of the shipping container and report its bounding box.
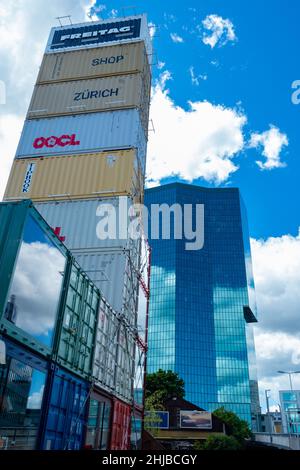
[73,249,139,320]
[27,74,150,132]
[110,399,131,450]
[4,151,143,203]
[92,297,135,403]
[37,42,150,84]
[45,15,152,58]
[85,388,112,450]
[15,110,147,172]
[35,197,142,257]
[0,201,100,380]
[0,335,48,450]
[39,364,90,450]
[53,262,100,380]
[0,200,69,358]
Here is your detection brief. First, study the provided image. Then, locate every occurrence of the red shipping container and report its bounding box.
[110,399,131,450]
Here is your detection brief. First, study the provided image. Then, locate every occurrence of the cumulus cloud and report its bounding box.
[249,125,288,170]
[170,33,184,43]
[0,0,96,200]
[147,71,247,186]
[202,14,237,48]
[251,231,300,335]
[251,231,300,408]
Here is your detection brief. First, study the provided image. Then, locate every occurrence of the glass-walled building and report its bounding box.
[144,183,259,425]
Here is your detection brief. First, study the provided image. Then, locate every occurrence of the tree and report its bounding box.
[194,434,242,451]
[145,369,185,401]
[213,407,252,444]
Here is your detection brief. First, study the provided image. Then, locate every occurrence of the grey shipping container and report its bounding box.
[27,74,150,136]
[35,197,142,262]
[73,249,139,320]
[37,42,151,84]
[15,110,147,174]
[93,297,135,403]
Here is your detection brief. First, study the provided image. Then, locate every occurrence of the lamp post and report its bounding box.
[277,370,300,436]
[265,389,273,442]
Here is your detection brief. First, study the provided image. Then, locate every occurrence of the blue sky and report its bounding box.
[0,0,299,409]
[90,0,300,240]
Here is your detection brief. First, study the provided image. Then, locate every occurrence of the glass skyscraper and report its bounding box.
[144,183,259,425]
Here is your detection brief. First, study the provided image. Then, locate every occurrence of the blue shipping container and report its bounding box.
[39,365,90,450]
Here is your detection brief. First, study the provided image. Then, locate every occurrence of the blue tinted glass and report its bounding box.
[145,184,259,425]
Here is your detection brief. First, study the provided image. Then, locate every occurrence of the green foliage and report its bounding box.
[145,390,165,412]
[145,369,185,400]
[194,434,242,451]
[213,407,252,443]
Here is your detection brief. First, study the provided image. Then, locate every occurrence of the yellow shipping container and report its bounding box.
[4,150,143,203]
[27,74,150,122]
[37,42,151,84]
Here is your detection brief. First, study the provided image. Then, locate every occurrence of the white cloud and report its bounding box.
[157,61,165,70]
[251,231,300,335]
[148,21,156,39]
[189,66,207,85]
[147,72,246,185]
[202,14,236,48]
[249,125,288,170]
[170,33,184,43]
[250,231,300,408]
[0,0,96,200]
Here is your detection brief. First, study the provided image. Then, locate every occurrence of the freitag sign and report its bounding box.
[48,18,141,51]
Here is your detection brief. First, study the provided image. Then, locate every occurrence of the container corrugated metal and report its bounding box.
[110,399,131,450]
[35,197,141,257]
[92,297,135,403]
[53,262,100,380]
[39,364,89,450]
[37,42,150,84]
[4,151,143,203]
[45,14,152,58]
[73,250,139,318]
[15,110,147,172]
[27,74,150,130]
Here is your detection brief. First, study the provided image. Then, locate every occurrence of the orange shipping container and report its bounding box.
[37,42,151,84]
[4,150,143,203]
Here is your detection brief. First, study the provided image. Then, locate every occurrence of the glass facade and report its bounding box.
[0,338,47,450]
[145,183,259,425]
[4,214,66,348]
[279,390,300,434]
[85,393,112,450]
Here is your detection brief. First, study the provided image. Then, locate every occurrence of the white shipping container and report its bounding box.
[35,197,141,261]
[45,15,152,58]
[73,249,139,319]
[15,110,147,174]
[93,297,135,403]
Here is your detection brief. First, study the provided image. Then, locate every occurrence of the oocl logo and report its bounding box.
[33,134,80,149]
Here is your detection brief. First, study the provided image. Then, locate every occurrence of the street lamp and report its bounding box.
[277,370,300,391]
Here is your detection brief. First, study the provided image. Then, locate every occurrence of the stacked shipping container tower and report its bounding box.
[0,14,152,450]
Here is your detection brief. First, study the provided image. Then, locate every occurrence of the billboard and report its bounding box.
[45,15,152,56]
[145,411,169,429]
[180,410,212,429]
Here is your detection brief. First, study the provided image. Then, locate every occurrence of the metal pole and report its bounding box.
[265,390,273,443]
[288,373,293,392]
